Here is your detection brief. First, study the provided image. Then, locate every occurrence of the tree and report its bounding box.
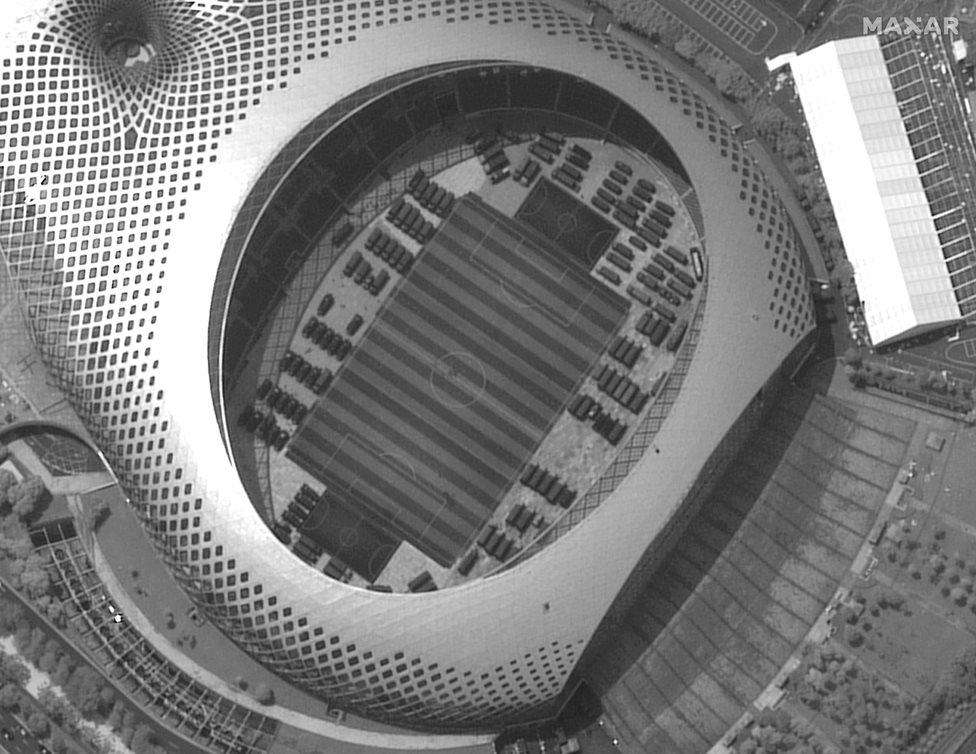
[846,365,867,388]
[0,598,25,634]
[843,348,861,370]
[715,66,754,102]
[11,621,31,652]
[98,684,116,715]
[0,652,29,687]
[739,738,759,754]
[38,644,60,674]
[845,625,865,647]
[252,681,275,705]
[17,552,52,598]
[0,469,16,505]
[52,655,74,687]
[43,599,66,628]
[49,731,70,754]
[7,475,46,520]
[749,99,790,140]
[37,687,76,729]
[879,591,905,611]
[694,51,722,82]
[673,34,700,60]
[130,723,160,754]
[23,626,48,665]
[107,698,126,731]
[25,710,49,738]
[0,519,32,560]
[756,707,791,730]
[118,708,137,745]
[63,665,108,719]
[81,495,111,531]
[780,132,807,160]
[0,683,19,711]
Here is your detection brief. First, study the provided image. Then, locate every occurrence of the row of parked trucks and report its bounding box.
[476,525,518,563]
[520,464,577,509]
[407,170,456,217]
[474,136,512,184]
[387,197,437,244]
[594,363,650,415]
[237,406,289,451]
[566,392,628,446]
[303,316,353,360]
[281,350,334,396]
[527,129,567,165]
[364,226,415,274]
[591,163,676,251]
[608,335,643,370]
[511,156,541,187]
[343,250,391,295]
[256,379,309,424]
[274,485,318,542]
[551,142,592,193]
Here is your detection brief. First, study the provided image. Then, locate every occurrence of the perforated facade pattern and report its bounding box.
[1,0,815,730]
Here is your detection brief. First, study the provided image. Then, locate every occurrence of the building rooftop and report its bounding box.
[790,35,966,346]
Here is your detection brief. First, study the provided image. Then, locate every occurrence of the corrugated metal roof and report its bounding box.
[791,36,961,345]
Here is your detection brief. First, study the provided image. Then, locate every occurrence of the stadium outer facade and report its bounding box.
[0,0,815,731]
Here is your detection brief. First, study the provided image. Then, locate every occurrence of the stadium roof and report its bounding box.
[790,35,962,346]
[0,0,816,730]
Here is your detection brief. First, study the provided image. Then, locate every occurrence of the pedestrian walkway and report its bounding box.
[71,491,492,753]
[5,440,113,496]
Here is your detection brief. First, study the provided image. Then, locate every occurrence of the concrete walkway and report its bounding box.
[68,492,492,753]
[4,440,113,496]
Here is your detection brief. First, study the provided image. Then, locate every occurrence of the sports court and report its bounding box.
[515,178,617,270]
[298,493,400,581]
[288,195,629,567]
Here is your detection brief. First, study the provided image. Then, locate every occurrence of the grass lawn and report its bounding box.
[879,520,976,638]
[789,639,915,751]
[844,584,970,697]
[933,426,976,528]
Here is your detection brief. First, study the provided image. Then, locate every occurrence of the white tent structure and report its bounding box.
[791,36,962,346]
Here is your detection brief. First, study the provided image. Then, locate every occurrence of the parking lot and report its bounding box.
[683,0,778,53]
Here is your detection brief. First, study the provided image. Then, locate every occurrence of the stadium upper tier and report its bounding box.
[0,0,815,731]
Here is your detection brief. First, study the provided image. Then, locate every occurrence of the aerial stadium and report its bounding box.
[788,33,976,348]
[0,0,816,734]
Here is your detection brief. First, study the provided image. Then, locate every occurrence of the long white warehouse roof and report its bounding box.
[790,35,961,345]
